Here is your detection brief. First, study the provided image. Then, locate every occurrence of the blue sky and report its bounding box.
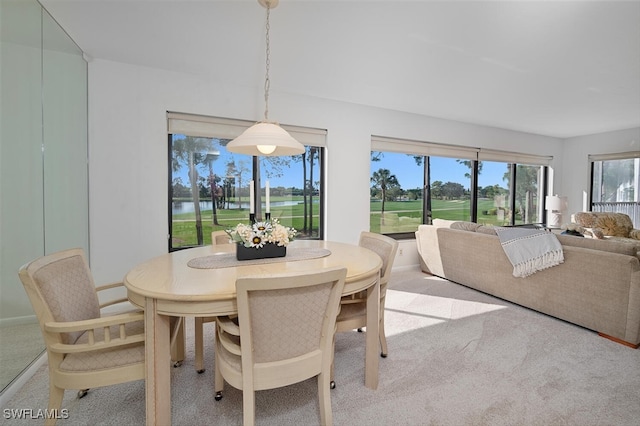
[172,136,508,191]
[371,153,508,191]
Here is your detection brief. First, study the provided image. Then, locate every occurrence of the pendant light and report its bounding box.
[226,0,305,157]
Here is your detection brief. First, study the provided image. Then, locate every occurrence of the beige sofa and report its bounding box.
[415,221,640,347]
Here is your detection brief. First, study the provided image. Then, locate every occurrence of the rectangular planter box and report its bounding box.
[236,243,286,261]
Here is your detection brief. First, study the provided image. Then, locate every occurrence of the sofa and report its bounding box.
[415,220,640,347]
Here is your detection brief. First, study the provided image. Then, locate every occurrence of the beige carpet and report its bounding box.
[0,323,44,393]
[2,268,639,425]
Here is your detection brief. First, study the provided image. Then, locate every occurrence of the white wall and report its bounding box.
[562,127,640,217]
[88,59,564,284]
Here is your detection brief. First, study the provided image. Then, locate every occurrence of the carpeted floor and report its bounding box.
[2,268,639,425]
[0,323,44,392]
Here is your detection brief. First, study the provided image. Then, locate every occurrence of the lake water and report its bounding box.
[172,200,305,214]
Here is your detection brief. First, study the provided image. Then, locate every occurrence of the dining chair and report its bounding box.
[194,230,232,373]
[18,248,145,426]
[331,231,398,387]
[214,267,347,426]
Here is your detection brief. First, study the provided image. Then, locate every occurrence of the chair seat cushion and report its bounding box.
[59,320,145,372]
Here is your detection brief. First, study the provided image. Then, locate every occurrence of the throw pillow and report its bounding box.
[450,221,481,232]
[432,219,458,228]
[594,215,631,237]
[630,229,640,240]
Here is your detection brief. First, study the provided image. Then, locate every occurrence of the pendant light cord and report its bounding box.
[264,4,271,122]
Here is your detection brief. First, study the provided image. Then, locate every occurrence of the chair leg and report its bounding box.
[329,334,336,389]
[214,342,224,401]
[194,317,205,373]
[379,295,388,358]
[46,384,64,426]
[318,372,333,426]
[379,318,388,358]
[243,389,256,426]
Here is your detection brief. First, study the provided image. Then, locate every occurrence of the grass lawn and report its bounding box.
[171,196,320,247]
[172,197,510,246]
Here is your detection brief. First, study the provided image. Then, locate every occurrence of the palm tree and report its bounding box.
[371,168,400,223]
[172,136,214,245]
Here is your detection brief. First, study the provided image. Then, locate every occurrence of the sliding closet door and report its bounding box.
[42,9,88,253]
[0,0,88,392]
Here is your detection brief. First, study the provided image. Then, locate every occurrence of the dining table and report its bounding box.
[124,239,383,425]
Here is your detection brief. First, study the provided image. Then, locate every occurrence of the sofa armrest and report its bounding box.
[416,225,445,277]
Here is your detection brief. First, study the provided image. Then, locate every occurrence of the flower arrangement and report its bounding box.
[226,218,297,249]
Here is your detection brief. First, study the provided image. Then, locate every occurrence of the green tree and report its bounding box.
[371,168,400,220]
[442,181,465,199]
[456,159,483,179]
[172,136,215,245]
[504,165,541,223]
[431,180,443,199]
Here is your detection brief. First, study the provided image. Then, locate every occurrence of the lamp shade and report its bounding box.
[226,122,305,156]
[545,195,562,211]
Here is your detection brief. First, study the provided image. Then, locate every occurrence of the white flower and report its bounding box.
[225,218,296,248]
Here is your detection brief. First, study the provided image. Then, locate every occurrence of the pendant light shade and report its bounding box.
[227,0,305,157]
[227,122,305,156]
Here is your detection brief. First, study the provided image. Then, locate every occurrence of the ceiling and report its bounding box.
[39,0,640,139]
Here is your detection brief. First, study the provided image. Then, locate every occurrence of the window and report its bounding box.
[168,113,325,251]
[590,152,640,226]
[370,136,551,237]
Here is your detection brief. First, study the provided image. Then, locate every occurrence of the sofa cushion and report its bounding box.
[556,234,640,257]
[450,221,481,232]
[476,225,498,235]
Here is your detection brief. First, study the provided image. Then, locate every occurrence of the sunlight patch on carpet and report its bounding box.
[383,289,507,336]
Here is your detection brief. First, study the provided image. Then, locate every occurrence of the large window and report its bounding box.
[168,113,325,251]
[590,152,640,226]
[476,162,545,226]
[370,136,551,237]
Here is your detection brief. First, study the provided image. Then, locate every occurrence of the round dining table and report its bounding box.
[124,239,382,425]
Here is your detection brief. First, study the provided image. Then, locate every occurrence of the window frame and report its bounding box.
[370,136,552,238]
[167,112,327,252]
[589,151,640,226]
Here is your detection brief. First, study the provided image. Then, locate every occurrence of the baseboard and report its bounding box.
[598,333,640,349]
[0,352,47,408]
[391,264,421,272]
[0,315,38,327]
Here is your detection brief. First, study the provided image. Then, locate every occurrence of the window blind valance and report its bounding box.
[371,136,479,160]
[588,151,640,162]
[478,149,552,166]
[372,135,552,166]
[167,112,327,147]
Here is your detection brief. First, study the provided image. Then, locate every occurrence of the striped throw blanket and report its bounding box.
[494,227,564,278]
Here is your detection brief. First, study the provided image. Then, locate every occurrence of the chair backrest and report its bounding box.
[18,248,101,345]
[235,267,347,382]
[212,230,232,246]
[358,231,399,286]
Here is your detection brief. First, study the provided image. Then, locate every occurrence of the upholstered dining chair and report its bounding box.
[18,248,145,426]
[331,231,398,387]
[214,267,347,426]
[193,230,232,373]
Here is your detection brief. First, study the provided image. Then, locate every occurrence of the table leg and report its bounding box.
[144,298,171,425]
[364,276,380,389]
